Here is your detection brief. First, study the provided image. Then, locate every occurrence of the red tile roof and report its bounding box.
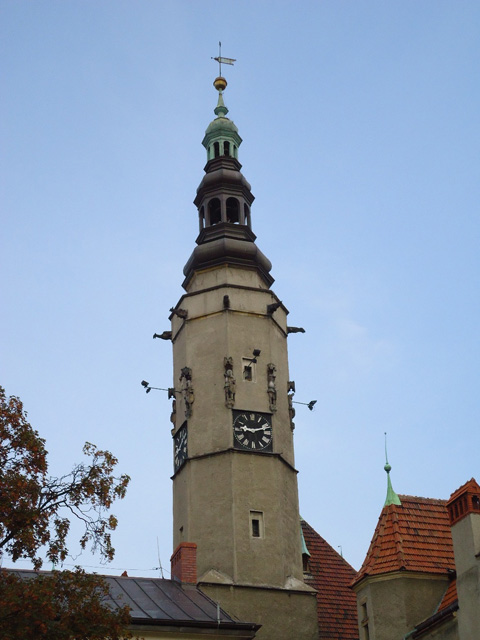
[354,495,455,585]
[437,579,458,612]
[301,519,359,640]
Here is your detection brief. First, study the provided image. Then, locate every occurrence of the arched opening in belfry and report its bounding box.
[223,141,230,157]
[226,198,240,223]
[244,204,251,227]
[213,141,220,158]
[199,205,205,230]
[209,198,221,225]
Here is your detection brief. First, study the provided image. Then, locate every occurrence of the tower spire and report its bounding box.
[202,62,241,163]
[384,433,401,506]
[183,62,273,290]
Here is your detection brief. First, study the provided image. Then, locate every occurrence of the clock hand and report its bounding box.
[237,424,270,433]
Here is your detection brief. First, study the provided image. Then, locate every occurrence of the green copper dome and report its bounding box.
[204,115,239,136]
[202,80,242,161]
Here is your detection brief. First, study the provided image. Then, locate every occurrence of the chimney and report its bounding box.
[446,478,480,638]
[170,542,197,584]
[447,478,480,527]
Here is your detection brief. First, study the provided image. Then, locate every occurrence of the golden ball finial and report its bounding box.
[213,76,227,92]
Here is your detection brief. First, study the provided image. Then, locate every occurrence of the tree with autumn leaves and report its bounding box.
[0,386,131,639]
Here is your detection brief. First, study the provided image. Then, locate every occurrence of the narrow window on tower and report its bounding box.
[213,141,220,158]
[224,141,230,156]
[250,511,264,538]
[360,601,369,640]
[242,358,256,382]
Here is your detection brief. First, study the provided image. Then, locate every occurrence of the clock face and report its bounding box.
[233,411,272,452]
[173,423,188,472]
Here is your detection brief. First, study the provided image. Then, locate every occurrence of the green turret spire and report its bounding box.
[384,433,401,507]
[214,86,228,118]
[202,75,242,162]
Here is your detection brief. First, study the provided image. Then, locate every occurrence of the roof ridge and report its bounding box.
[398,494,447,504]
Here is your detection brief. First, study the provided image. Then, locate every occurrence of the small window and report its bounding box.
[224,141,230,156]
[472,495,480,510]
[361,602,369,640]
[302,554,310,572]
[250,511,264,538]
[242,358,256,382]
[213,141,220,158]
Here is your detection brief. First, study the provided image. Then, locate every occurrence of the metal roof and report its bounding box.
[9,570,259,631]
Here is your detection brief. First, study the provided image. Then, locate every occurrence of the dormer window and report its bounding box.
[302,553,310,572]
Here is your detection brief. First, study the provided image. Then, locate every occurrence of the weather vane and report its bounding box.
[212,41,236,77]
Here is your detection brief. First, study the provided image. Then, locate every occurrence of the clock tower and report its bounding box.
[168,74,318,639]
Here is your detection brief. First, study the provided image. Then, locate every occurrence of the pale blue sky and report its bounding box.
[1,1,479,575]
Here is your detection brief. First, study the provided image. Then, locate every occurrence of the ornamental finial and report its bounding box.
[384,432,402,507]
[211,41,236,85]
[210,43,236,117]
